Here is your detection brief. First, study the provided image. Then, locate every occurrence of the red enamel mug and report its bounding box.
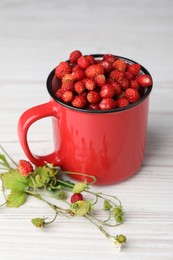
[18,55,153,185]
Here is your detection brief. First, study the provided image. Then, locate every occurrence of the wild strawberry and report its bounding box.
[88,104,100,110]
[55,88,63,99]
[100,84,115,98]
[111,81,122,96]
[125,88,140,103]
[113,59,127,72]
[128,63,141,75]
[61,91,74,103]
[61,74,74,84]
[72,64,81,72]
[70,193,83,203]
[95,74,106,87]
[77,56,90,70]
[103,54,116,63]
[55,61,72,79]
[61,81,74,92]
[69,50,82,63]
[117,77,129,90]
[71,95,86,108]
[72,69,85,81]
[87,91,101,104]
[109,70,124,80]
[85,64,104,79]
[124,71,135,80]
[18,160,34,177]
[74,81,85,94]
[100,60,113,73]
[130,80,140,90]
[83,78,96,90]
[117,97,129,108]
[99,98,117,110]
[136,74,153,87]
[86,55,96,65]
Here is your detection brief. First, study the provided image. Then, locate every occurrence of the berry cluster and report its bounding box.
[54,50,152,110]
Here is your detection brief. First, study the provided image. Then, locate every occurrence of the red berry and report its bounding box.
[69,50,82,63]
[117,97,129,108]
[87,91,101,104]
[70,193,83,203]
[136,74,153,87]
[83,78,96,91]
[72,65,81,72]
[95,74,106,87]
[130,80,140,91]
[74,81,85,94]
[85,64,104,79]
[61,74,74,84]
[71,95,86,108]
[109,70,124,80]
[111,81,122,96]
[18,160,34,177]
[124,71,135,80]
[113,59,127,72]
[125,88,140,103]
[100,60,113,73]
[86,55,96,65]
[100,84,115,98]
[99,98,117,110]
[128,63,141,75]
[77,56,90,70]
[103,54,116,63]
[117,77,129,90]
[62,91,74,103]
[61,81,74,92]
[72,69,85,81]
[55,88,63,99]
[55,61,72,79]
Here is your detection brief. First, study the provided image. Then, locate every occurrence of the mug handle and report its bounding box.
[17,100,61,166]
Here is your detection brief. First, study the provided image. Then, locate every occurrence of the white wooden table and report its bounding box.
[0,0,173,259]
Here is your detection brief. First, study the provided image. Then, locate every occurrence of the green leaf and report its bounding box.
[1,170,28,191]
[70,200,90,216]
[6,191,27,208]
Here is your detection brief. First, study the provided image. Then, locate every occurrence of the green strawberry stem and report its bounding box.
[85,215,113,239]
[86,190,122,206]
[61,170,97,185]
[0,145,18,168]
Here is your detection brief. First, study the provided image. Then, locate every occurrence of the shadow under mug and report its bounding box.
[18,55,153,185]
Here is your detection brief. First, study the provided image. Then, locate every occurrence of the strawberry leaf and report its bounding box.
[1,170,28,192]
[6,191,27,208]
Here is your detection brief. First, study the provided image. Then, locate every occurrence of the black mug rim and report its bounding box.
[47,54,153,114]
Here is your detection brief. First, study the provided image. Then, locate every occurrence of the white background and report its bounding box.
[0,0,173,259]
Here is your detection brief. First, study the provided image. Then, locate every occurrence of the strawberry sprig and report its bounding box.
[0,145,126,250]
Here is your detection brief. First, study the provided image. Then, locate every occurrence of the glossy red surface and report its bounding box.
[18,96,150,185]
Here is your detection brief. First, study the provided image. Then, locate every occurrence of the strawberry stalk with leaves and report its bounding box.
[0,145,126,249]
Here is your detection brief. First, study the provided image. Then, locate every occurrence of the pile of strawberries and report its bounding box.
[54,50,152,110]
